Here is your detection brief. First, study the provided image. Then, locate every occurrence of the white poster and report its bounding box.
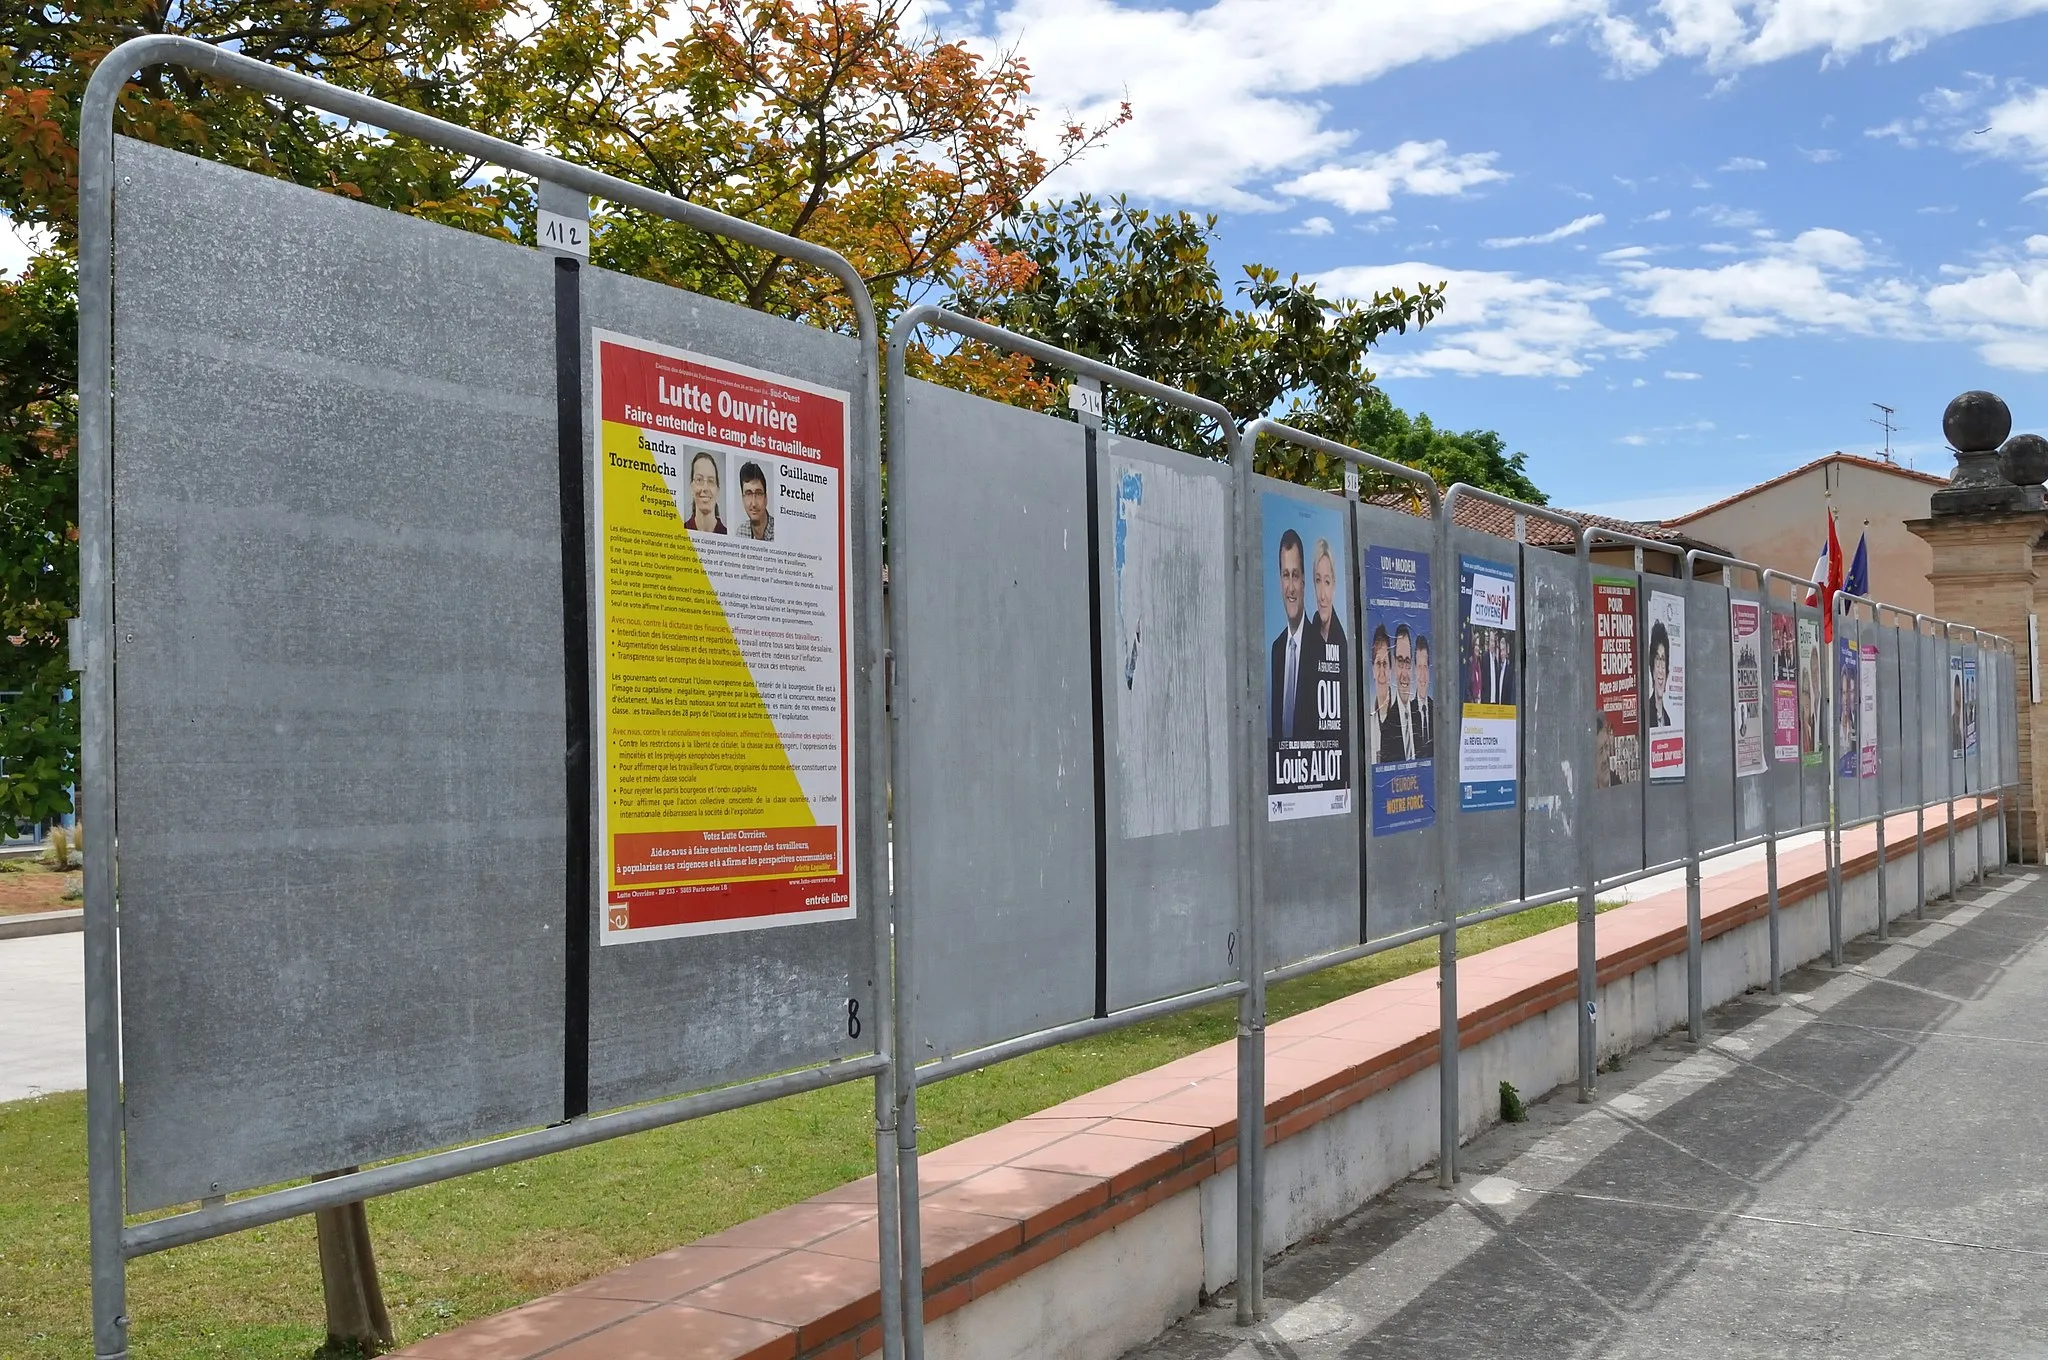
[1731,599,1766,778]
[1646,589,1687,781]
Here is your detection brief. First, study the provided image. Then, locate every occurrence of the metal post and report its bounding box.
[1232,423,1266,1324]
[1915,615,1929,920]
[1970,628,1988,884]
[1945,624,1959,899]
[1826,603,1844,965]
[1574,530,1598,1101]
[1435,498,1462,1189]
[78,51,127,1360]
[1681,553,1703,1043]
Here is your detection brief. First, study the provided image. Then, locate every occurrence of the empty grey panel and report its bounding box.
[896,379,1094,1061]
[1357,503,1441,941]
[1797,604,1829,831]
[1453,526,1522,912]
[113,138,565,1211]
[1975,644,1995,796]
[1731,588,1768,844]
[1893,625,1920,810]
[1526,549,1602,894]
[1687,581,1737,854]
[1840,613,1873,826]
[1877,626,1905,815]
[2004,651,2021,786]
[579,266,876,1109]
[1644,578,1690,869]
[1923,630,1953,813]
[1100,435,1237,1008]
[1255,475,1361,970]
[1764,601,1800,836]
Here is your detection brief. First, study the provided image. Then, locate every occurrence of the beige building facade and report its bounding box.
[1665,454,1949,613]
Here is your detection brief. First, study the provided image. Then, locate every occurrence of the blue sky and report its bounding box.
[942,0,2048,517]
[11,2,2048,520]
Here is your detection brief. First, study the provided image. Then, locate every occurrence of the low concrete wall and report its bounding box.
[927,812,1992,1360]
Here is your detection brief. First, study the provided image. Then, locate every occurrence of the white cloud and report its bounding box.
[1617,433,1651,445]
[1601,245,1657,263]
[1641,209,1673,222]
[2027,235,2048,254]
[1977,85,2048,167]
[1643,0,2048,70]
[1278,141,1507,214]
[1696,204,1765,229]
[1665,369,1704,379]
[1291,216,1336,236]
[1593,12,1665,74]
[1719,155,1769,171]
[1313,261,1672,378]
[1620,228,1910,341]
[1800,146,1841,163]
[1632,376,1648,386]
[1483,212,1606,248]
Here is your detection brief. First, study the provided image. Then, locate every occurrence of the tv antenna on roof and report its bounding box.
[1870,402,1898,463]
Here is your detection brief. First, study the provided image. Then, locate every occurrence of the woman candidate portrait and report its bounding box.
[687,450,728,534]
[1647,621,1673,729]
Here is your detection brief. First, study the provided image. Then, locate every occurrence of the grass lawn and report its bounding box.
[0,856,80,917]
[0,899,1617,1359]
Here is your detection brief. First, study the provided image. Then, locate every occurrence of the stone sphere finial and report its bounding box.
[1999,432,2048,487]
[1944,390,2012,453]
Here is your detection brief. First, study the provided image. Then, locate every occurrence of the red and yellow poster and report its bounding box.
[592,330,854,942]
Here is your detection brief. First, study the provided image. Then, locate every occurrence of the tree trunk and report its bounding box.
[313,1171,393,1355]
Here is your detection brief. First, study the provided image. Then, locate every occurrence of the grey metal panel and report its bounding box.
[1923,629,1951,813]
[1644,578,1689,868]
[578,265,876,1109]
[896,378,1095,1060]
[1731,587,1768,844]
[1452,526,1522,912]
[1877,626,1906,814]
[1099,435,1237,1008]
[1764,599,1801,835]
[1976,644,1997,796]
[112,138,566,1211]
[1893,625,1921,810]
[1255,475,1361,970]
[2004,651,2021,787]
[1837,612,1870,825]
[1951,637,1971,799]
[1797,604,1829,830]
[1687,581,1737,854]
[1357,502,1440,941]
[1526,550,1602,894]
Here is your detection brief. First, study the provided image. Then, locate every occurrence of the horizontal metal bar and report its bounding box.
[1443,482,1583,534]
[1244,418,1440,506]
[1684,547,1766,588]
[124,1053,888,1257]
[1263,920,1449,985]
[1581,523,1676,562]
[915,981,1248,1086]
[892,304,1238,436]
[1593,855,1693,893]
[1453,888,1581,931]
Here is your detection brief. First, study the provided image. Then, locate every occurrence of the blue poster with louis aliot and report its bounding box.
[1365,546,1435,836]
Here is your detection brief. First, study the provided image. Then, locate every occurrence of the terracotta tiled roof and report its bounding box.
[1359,492,1720,554]
[1664,452,1947,526]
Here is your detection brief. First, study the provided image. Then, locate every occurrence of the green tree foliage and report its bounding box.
[948,196,1448,482]
[0,256,79,827]
[1351,387,1547,504]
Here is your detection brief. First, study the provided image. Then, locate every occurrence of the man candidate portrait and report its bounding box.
[1269,528,1319,741]
[1377,624,1422,762]
[737,460,776,542]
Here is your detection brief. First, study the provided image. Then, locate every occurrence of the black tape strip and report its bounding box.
[555,255,593,1119]
[1084,423,1111,1019]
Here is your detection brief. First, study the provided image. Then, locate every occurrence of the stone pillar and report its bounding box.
[1905,391,2048,862]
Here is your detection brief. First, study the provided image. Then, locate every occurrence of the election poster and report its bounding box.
[1950,653,1966,758]
[1458,555,1518,811]
[1798,616,1823,766]
[1646,589,1687,780]
[1860,643,1880,779]
[1771,612,1800,763]
[591,331,854,943]
[1264,492,1351,821]
[1731,600,1766,777]
[1838,636,1862,779]
[1593,576,1640,788]
[1364,545,1435,835]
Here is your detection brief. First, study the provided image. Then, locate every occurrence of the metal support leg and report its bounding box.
[1875,814,1889,940]
[1765,835,1782,995]
[1915,804,1927,921]
[1438,913,1459,1186]
[1576,889,1597,1101]
[1234,1001,1266,1323]
[1685,856,1703,1043]
[1828,819,1845,966]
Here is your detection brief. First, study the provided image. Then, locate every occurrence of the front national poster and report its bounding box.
[1837,636,1862,779]
[592,331,854,943]
[1593,576,1640,788]
[1264,492,1351,822]
[1364,545,1434,835]
[1771,612,1800,763]
[1646,589,1687,780]
[1731,599,1766,777]
[1458,555,1518,811]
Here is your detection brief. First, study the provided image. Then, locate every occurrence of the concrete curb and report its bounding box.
[0,908,84,941]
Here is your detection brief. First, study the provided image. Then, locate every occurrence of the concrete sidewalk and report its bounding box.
[0,931,85,1102]
[1134,870,2048,1359]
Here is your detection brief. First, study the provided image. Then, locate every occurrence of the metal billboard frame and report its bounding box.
[80,35,900,1360]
